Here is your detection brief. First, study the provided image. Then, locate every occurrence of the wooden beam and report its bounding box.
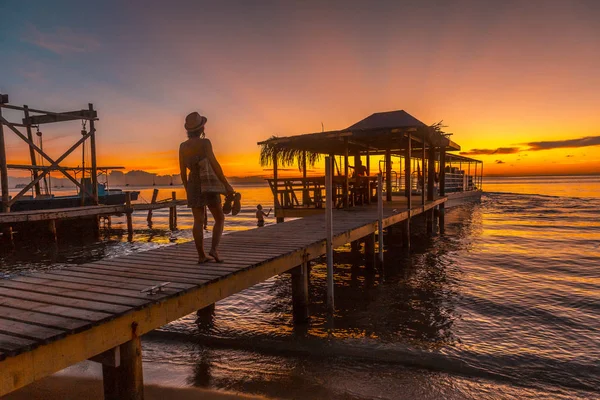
[22,110,97,125]
[0,117,95,205]
[0,108,9,212]
[23,106,41,196]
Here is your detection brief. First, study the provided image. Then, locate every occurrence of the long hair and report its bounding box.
[187,129,205,139]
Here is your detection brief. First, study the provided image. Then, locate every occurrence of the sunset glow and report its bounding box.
[1,1,599,177]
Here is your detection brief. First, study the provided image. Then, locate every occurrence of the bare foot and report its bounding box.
[209,249,224,263]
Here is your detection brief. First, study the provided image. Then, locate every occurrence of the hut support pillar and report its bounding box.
[102,337,144,400]
[273,148,283,223]
[302,150,308,205]
[343,137,349,208]
[403,136,411,248]
[291,262,310,323]
[385,149,392,202]
[439,146,446,234]
[325,156,334,314]
[427,146,436,234]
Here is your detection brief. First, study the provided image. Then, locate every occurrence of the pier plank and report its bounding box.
[47,269,194,290]
[0,333,37,356]
[0,305,89,332]
[0,296,111,322]
[0,318,66,343]
[0,287,131,314]
[0,280,149,308]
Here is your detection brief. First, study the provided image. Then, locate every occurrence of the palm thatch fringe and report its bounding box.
[259,136,321,171]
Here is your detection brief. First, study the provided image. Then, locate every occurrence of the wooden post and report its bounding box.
[343,137,349,208]
[291,262,310,323]
[23,105,41,196]
[480,162,484,190]
[125,192,133,237]
[146,188,159,224]
[439,146,446,234]
[427,146,436,234]
[403,136,412,248]
[0,107,9,213]
[377,173,384,263]
[49,220,58,242]
[89,104,98,204]
[102,337,144,400]
[385,149,392,202]
[325,156,334,314]
[422,133,426,206]
[302,150,308,205]
[273,147,278,208]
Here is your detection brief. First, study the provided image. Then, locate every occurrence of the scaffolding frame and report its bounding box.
[0,93,99,213]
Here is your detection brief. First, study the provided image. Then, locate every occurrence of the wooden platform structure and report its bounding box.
[258,110,483,226]
[0,196,445,399]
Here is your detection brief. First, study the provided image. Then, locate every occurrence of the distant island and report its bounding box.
[8,169,269,189]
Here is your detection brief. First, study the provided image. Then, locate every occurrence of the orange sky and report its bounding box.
[2,1,599,177]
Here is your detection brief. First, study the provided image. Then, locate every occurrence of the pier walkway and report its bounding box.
[0,197,445,398]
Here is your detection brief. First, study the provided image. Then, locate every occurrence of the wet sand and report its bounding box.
[3,375,269,400]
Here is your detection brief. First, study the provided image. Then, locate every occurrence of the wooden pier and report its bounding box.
[0,196,445,399]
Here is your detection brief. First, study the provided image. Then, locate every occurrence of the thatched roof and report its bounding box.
[258,110,460,158]
[347,110,427,130]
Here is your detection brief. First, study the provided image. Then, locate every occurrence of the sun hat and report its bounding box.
[184,112,208,132]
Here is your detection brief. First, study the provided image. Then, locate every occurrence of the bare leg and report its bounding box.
[191,207,208,263]
[207,202,225,262]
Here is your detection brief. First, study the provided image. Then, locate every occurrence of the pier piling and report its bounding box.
[147,188,159,226]
[102,337,144,400]
[291,262,310,322]
[125,192,133,238]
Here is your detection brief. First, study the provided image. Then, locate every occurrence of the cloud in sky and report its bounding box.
[461,135,600,156]
[460,147,520,156]
[22,24,100,54]
[525,135,600,151]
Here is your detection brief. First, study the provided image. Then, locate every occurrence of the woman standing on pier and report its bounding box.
[179,112,234,263]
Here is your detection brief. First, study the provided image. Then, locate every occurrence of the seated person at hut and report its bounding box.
[350,159,368,204]
[350,158,368,177]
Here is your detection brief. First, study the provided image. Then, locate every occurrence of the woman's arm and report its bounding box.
[179,144,188,189]
[204,139,234,193]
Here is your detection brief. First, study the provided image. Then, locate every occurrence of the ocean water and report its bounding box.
[1,176,599,399]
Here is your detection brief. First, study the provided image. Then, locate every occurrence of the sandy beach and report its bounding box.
[3,375,269,400]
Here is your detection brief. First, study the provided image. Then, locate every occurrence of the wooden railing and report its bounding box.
[266,176,379,209]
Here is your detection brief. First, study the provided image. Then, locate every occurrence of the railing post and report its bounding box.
[325,156,334,314]
[377,173,384,264]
